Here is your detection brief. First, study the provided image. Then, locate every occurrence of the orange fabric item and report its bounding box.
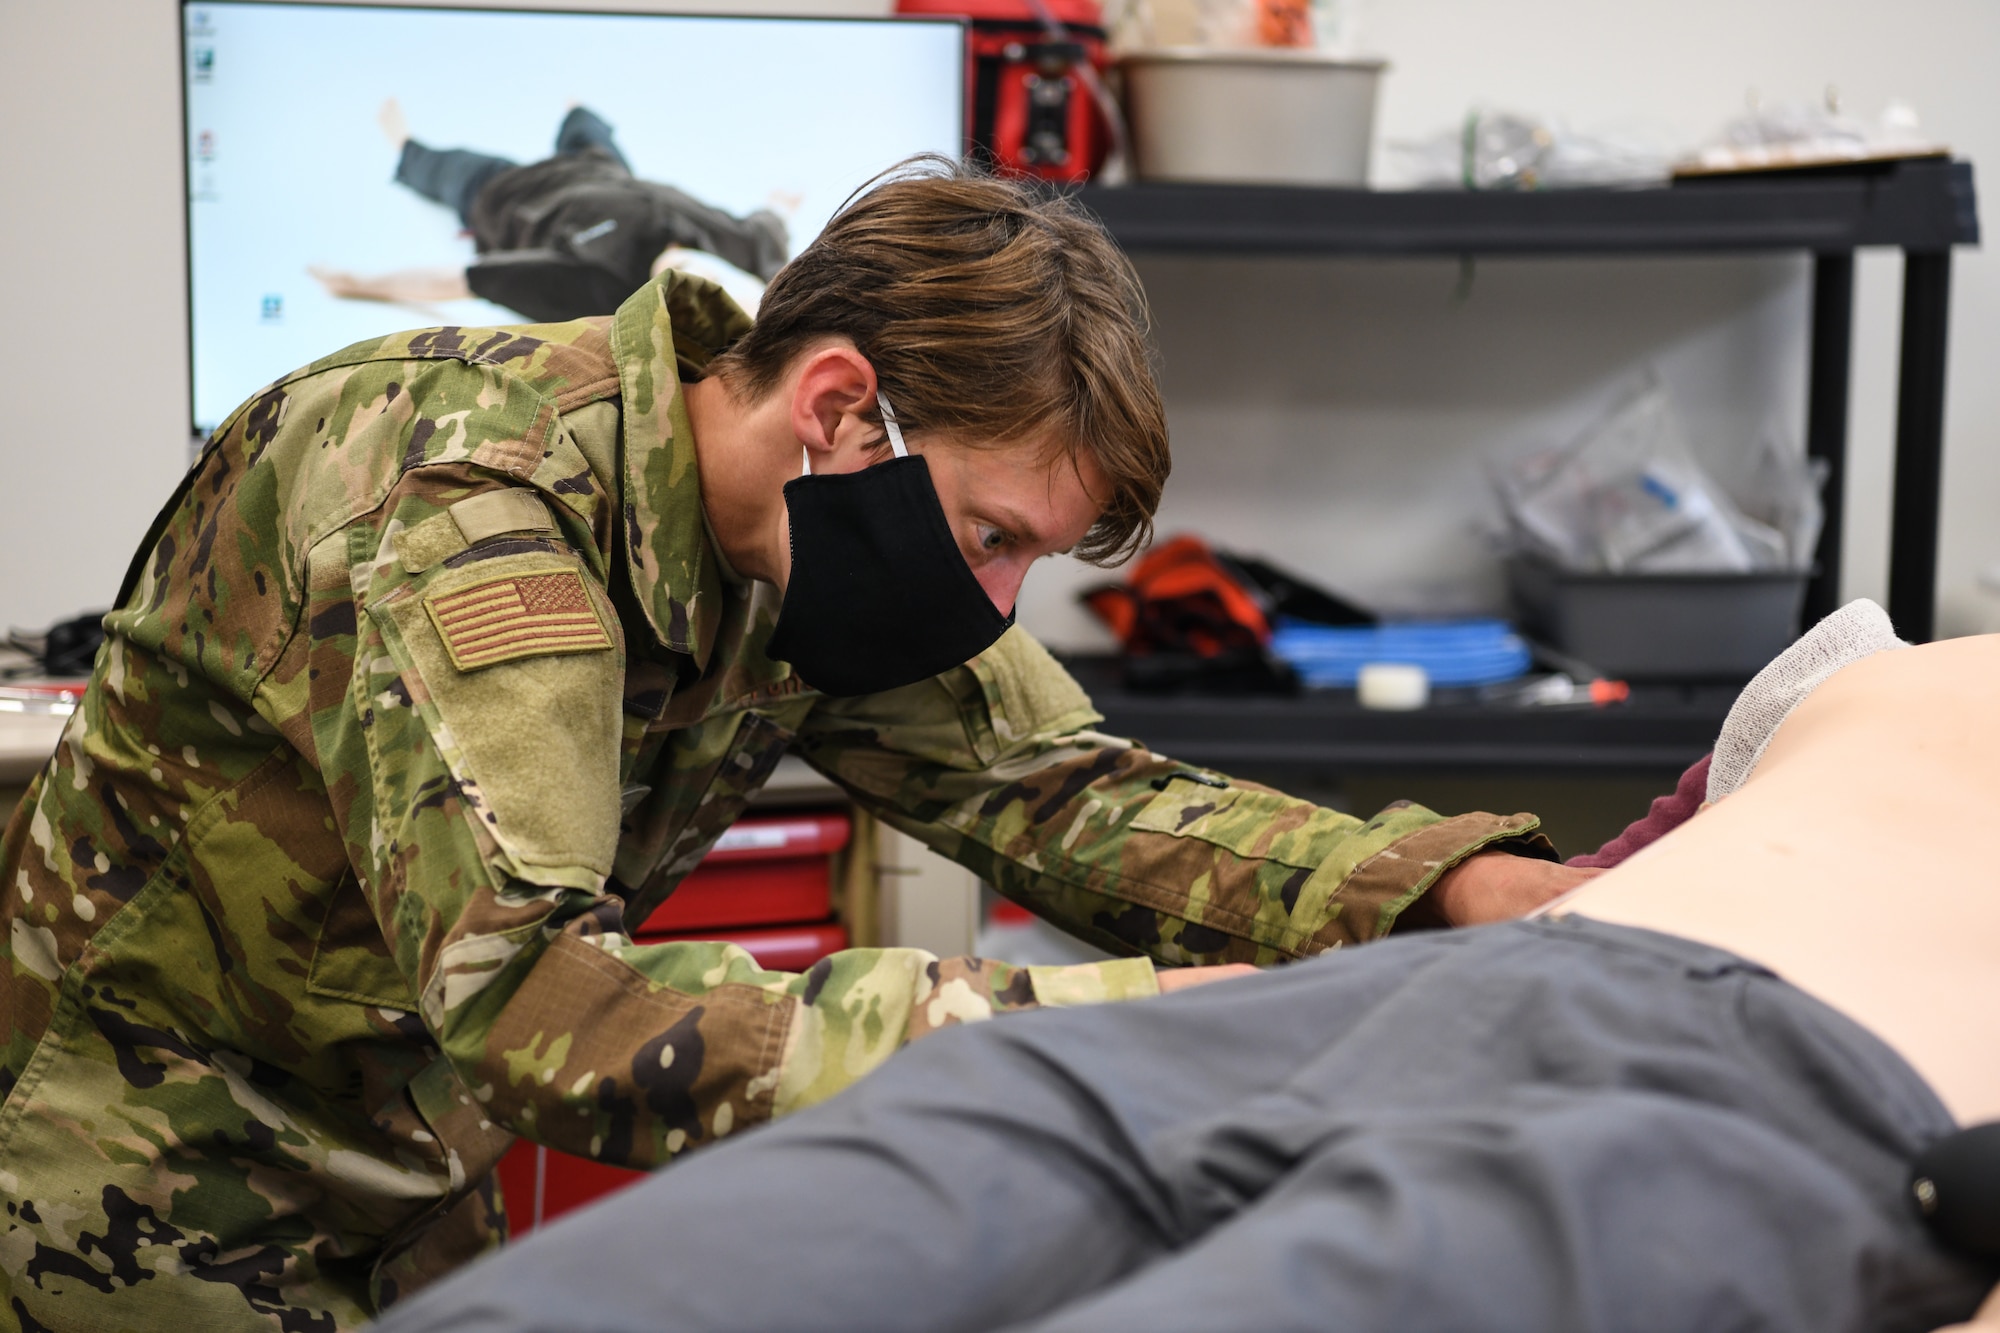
[1082,534,1271,657]
[1257,0,1315,46]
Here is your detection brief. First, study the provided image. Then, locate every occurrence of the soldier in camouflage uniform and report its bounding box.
[0,166,1570,1330]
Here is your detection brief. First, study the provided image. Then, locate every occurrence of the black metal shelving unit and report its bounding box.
[1079,157,1979,642]
[1062,658,1735,777]
[1068,160,1978,776]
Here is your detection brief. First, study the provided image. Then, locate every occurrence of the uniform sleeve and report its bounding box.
[795,627,1555,967]
[303,486,1154,1174]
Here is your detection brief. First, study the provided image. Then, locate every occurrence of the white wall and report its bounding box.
[4,0,1997,642]
[1,1,193,631]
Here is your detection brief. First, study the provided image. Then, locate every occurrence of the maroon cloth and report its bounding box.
[1568,753,1713,870]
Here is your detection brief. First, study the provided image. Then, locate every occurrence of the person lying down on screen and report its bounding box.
[377,603,2000,1333]
[309,100,792,322]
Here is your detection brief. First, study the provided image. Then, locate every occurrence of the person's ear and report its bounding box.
[788,344,879,467]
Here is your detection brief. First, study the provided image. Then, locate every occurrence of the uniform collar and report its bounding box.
[609,270,756,670]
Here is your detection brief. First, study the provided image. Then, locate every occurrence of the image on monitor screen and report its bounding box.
[181,2,965,436]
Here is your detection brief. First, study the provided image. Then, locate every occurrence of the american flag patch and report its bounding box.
[424,570,613,672]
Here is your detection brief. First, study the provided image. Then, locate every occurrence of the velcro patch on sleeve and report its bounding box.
[424,569,613,672]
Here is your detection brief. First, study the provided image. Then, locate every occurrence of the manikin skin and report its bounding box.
[1554,635,2000,1127]
[1548,636,2000,1332]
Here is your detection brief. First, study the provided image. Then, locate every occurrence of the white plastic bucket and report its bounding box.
[1121,48,1385,186]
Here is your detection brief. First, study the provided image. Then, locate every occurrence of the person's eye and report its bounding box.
[975,525,1010,553]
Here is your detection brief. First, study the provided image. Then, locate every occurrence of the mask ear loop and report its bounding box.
[802,391,910,477]
[876,392,910,458]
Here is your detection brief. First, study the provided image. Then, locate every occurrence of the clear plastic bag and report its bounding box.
[1490,376,1816,575]
[1733,422,1827,570]
[1387,109,1670,190]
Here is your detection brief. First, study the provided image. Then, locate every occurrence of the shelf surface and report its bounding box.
[1062,657,1733,775]
[1076,158,1978,257]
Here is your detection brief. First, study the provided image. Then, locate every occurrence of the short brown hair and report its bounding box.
[706,158,1168,564]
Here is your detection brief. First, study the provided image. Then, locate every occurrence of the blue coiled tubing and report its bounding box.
[1269,618,1532,689]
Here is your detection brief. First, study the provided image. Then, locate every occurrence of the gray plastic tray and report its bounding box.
[1507,559,1809,680]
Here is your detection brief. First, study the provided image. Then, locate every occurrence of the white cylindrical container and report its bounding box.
[1356,662,1429,711]
[1120,48,1386,186]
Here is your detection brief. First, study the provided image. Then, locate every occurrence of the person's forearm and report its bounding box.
[799,630,1554,965]
[863,760,1547,961]
[310,264,469,303]
[432,923,1159,1152]
[1413,850,1602,927]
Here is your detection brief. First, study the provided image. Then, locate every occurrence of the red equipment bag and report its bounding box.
[896,0,1112,182]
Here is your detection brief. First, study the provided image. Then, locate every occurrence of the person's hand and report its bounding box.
[1424,851,1602,927]
[378,97,409,149]
[307,265,471,305]
[308,265,366,300]
[1155,963,1258,995]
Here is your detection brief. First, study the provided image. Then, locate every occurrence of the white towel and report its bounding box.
[1707,599,1906,802]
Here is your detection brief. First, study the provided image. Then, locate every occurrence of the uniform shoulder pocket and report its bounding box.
[370,548,624,889]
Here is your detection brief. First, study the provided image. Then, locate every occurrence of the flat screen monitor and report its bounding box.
[182,1,965,436]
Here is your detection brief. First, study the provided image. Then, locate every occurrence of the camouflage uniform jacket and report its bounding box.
[0,273,1551,1330]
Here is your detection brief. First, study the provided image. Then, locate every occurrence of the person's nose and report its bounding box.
[973,555,1030,617]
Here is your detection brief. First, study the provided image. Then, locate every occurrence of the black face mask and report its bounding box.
[766,398,1014,697]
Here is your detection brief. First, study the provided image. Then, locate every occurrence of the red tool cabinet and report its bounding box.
[634,810,850,933]
[494,810,853,1235]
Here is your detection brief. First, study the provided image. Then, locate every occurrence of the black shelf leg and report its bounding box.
[1888,249,1954,642]
[1803,252,1854,627]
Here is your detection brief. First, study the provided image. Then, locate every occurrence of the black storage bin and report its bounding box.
[1507,558,1809,680]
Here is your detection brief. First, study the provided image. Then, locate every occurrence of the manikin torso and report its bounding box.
[1554,635,2000,1124]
